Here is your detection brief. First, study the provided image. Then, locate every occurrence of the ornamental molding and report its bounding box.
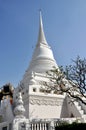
[29,95,64,106]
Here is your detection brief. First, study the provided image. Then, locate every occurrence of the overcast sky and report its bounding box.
[0,0,86,87]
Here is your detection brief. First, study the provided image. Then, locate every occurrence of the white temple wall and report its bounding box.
[24,104,29,118]
[29,104,62,119]
[23,96,29,118]
[28,94,65,119]
[60,97,69,118]
[66,96,82,117]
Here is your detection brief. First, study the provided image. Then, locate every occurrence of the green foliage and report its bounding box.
[57,120,69,126]
[55,123,86,130]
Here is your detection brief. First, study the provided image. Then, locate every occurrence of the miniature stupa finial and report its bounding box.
[14,92,25,118]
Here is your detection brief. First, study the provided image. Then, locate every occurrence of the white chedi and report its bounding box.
[14,92,25,117]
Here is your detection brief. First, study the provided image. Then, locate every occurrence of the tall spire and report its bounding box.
[37,10,48,46]
[23,12,58,74]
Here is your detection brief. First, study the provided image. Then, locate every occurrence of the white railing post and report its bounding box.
[40,123,42,130]
[37,123,39,130]
[49,121,55,130]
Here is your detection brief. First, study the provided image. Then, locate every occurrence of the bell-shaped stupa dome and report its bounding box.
[26,11,58,74]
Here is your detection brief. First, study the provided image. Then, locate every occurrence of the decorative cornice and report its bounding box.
[29,95,64,106]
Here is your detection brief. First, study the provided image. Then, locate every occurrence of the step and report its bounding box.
[77,106,81,110]
[74,102,79,106]
[79,110,84,115]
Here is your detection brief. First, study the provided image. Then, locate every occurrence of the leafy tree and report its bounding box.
[42,56,86,105]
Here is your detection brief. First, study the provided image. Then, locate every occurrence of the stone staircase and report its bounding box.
[74,101,84,115]
[74,101,86,122]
